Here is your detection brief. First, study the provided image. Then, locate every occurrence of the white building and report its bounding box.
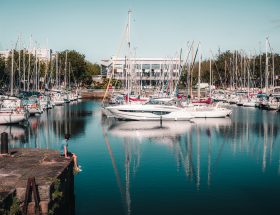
[0,48,52,61]
[0,50,10,59]
[29,48,52,61]
[101,57,181,85]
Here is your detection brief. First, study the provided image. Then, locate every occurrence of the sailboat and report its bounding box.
[0,109,27,124]
[183,45,232,118]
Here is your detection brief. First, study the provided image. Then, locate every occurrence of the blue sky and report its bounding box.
[0,0,279,62]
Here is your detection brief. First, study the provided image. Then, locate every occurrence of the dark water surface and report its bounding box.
[5,100,280,215]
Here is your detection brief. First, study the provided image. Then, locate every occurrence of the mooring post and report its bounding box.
[160,116,162,127]
[1,132,8,154]
[23,177,40,215]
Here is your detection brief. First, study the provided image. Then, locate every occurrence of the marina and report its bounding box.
[1,100,280,214]
[1,0,280,214]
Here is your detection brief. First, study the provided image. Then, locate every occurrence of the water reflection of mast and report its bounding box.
[46,111,50,149]
[34,117,40,148]
[175,136,192,181]
[206,128,211,187]
[246,109,249,153]
[262,120,268,172]
[185,128,194,180]
[196,126,200,190]
[233,115,237,154]
[69,103,72,135]
[101,126,127,214]
[124,138,131,215]
[269,122,273,165]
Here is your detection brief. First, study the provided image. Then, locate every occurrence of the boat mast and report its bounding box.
[190,45,194,98]
[265,37,269,94]
[35,49,38,91]
[27,35,32,92]
[68,62,71,89]
[23,48,26,91]
[38,58,40,91]
[65,51,68,90]
[127,10,131,102]
[209,55,212,97]
[27,50,31,91]
[18,35,21,92]
[198,43,201,99]
[267,39,275,93]
[11,49,14,96]
[247,57,250,97]
[272,52,275,93]
[56,53,58,88]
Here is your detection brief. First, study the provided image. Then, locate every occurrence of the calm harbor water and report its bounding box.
[3,100,280,215]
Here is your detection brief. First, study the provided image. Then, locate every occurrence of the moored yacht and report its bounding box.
[105,103,194,121]
[185,104,232,118]
[0,109,27,124]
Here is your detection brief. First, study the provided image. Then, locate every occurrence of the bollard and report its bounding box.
[1,132,9,154]
[160,116,162,127]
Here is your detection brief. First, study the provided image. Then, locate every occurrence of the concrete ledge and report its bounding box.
[0,148,74,215]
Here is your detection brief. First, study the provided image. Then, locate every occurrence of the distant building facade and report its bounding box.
[0,48,53,61]
[101,57,181,85]
[0,50,10,59]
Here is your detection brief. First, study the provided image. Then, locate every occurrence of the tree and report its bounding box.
[86,62,100,76]
[0,56,7,87]
[58,50,87,84]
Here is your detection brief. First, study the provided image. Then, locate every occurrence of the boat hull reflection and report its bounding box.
[108,120,192,139]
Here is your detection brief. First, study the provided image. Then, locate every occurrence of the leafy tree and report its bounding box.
[86,62,100,76]
[58,50,87,84]
[0,56,7,87]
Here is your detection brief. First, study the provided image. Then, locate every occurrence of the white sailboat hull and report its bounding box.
[0,111,26,125]
[243,102,256,107]
[187,108,232,118]
[53,100,65,106]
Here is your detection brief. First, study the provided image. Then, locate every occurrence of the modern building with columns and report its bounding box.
[101,56,181,86]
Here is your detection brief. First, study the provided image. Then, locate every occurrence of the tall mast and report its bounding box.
[259,53,262,89]
[27,35,32,91]
[11,49,14,96]
[38,58,40,91]
[272,52,275,93]
[35,49,38,91]
[59,59,61,90]
[197,43,201,99]
[18,35,21,91]
[23,49,26,91]
[190,45,194,98]
[127,10,132,102]
[247,57,250,97]
[209,55,212,97]
[68,62,71,89]
[224,60,226,90]
[65,51,68,89]
[56,53,58,88]
[27,50,31,91]
[235,50,238,89]
[265,37,269,94]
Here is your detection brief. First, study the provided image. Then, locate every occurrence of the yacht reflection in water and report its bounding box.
[6,100,90,149]
[102,117,234,214]
[102,109,280,214]
[107,120,192,146]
